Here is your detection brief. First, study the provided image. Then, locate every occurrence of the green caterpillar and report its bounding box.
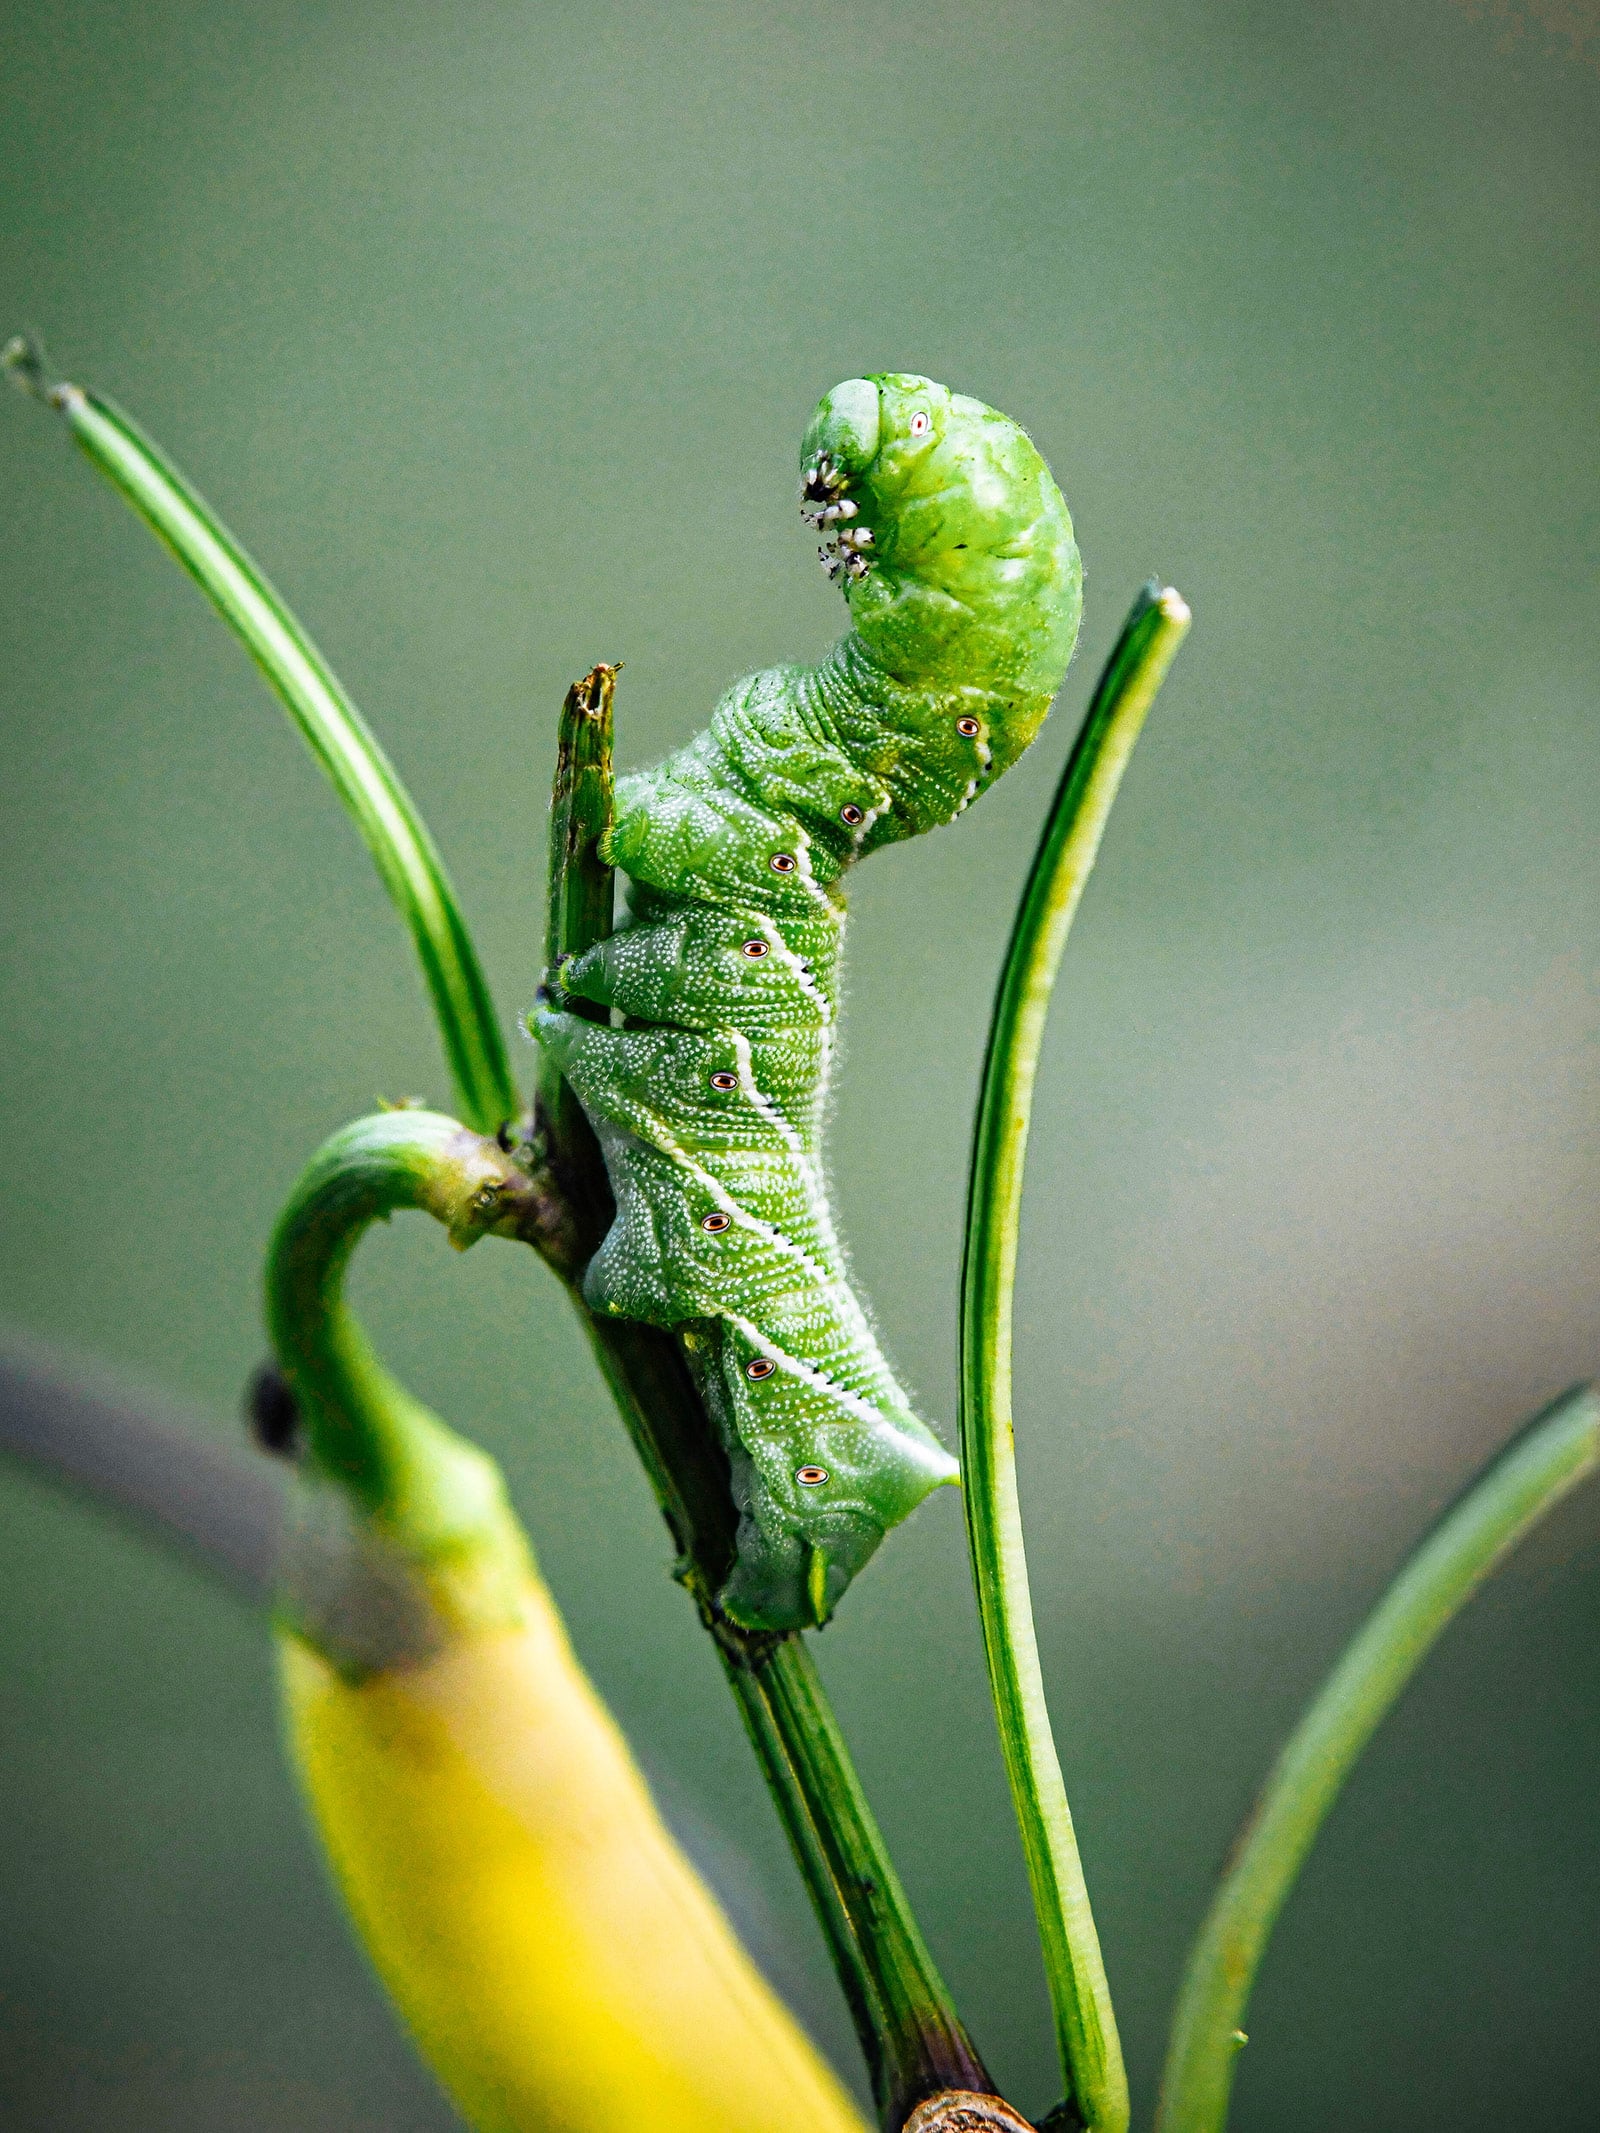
[536,374,1081,1631]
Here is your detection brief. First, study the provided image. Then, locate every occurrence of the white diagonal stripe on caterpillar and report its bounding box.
[615,1096,845,1298]
[719,1312,904,1435]
[729,1030,847,1268]
[749,913,834,1023]
[786,825,836,919]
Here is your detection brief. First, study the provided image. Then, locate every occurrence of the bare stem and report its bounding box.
[544,662,620,1019]
[727,1637,996,2126]
[961,584,1192,2133]
[1154,1382,1600,2133]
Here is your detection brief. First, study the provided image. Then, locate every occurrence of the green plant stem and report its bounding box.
[541,668,992,2127]
[532,664,624,1278]
[263,1108,546,1668]
[5,334,516,1137]
[729,1638,995,2126]
[265,1110,535,1534]
[1154,1382,1600,2133]
[961,583,1192,2133]
[543,662,620,1028]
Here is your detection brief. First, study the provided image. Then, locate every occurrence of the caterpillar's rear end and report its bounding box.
[537,374,1080,1630]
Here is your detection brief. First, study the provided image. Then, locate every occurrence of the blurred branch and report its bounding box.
[4,333,517,1137]
[1154,1382,1600,2133]
[0,1332,284,1600]
[960,583,1192,2133]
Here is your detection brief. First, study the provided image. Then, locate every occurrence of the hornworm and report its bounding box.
[537,374,1081,1630]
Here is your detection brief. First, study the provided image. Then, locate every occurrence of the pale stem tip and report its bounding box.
[3,331,81,412]
[1157,587,1192,625]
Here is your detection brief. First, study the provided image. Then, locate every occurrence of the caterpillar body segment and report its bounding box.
[536,375,1081,1631]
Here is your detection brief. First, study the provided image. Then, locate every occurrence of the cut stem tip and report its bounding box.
[3,331,78,410]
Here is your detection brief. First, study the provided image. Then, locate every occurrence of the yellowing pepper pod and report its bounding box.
[282,1596,865,2133]
[266,1111,868,2133]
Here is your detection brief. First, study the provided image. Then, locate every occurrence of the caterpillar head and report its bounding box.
[800,373,1082,784]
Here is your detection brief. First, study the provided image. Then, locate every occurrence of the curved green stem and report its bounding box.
[1154,1382,1600,2133]
[265,1108,540,1663]
[5,334,516,1137]
[961,584,1192,2133]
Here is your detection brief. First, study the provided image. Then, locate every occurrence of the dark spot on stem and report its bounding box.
[246,1361,301,1459]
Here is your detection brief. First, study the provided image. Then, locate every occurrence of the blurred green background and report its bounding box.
[2,1,1597,2126]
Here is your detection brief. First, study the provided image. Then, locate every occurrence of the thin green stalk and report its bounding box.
[4,333,516,1137]
[961,584,1192,2133]
[540,667,993,2127]
[722,1648,884,2070]
[1155,1382,1600,2133]
[734,1637,996,2127]
[266,1109,538,1520]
